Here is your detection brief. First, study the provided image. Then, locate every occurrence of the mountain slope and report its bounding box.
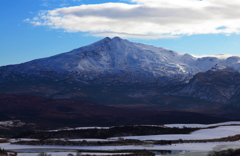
[1,37,240,85]
[171,67,240,104]
[0,37,240,106]
[0,37,191,84]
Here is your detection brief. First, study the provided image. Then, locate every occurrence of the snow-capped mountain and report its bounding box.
[1,37,240,84]
[1,37,240,105]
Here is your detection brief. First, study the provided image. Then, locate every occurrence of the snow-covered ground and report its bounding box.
[47,138,114,142]
[0,120,25,127]
[47,126,110,132]
[1,141,240,152]
[81,152,131,155]
[111,126,240,141]
[75,127,110,130]
[165,121,240,128]
[47,121,240,133]
[10,138,39,143]
[17,152,76,156]
[17,152,131,156]
[2,122,240,155]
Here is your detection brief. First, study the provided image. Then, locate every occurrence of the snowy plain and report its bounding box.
[17,152,131,156]
[47,127,110,132]
[164,121,240,128]
[1,141,240,152]
[1,122,240,155]
[111,126,240,141]
[47,138,113,142]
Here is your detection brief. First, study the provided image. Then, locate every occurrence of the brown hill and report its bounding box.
[0,94,231,129]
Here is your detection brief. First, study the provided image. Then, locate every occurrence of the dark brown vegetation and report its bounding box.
[12,133,240,147]
[14,125,199,139]
[12,139,147,146]
[208,148,240,156]
[0,94,230,130]
[0,148,8,156]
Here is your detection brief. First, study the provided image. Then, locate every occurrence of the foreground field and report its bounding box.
[1,122,240,156]
[116,126,240,140]
[1,141,240,156]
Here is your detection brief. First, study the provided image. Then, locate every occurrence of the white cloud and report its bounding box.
[87,32,178,39]
[29,0,240,39]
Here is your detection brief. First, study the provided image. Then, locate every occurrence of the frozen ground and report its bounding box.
[2,122,240,155]
[17,152,76,156]
[165,121,240,128]
[10,138,39,143]
[1,141,240,152]
[46,121,240,132]
[47,127,110,132]
[47,138,114,142]
[0,120,25,127]
[17,152,131,156]
[111,126,240,140]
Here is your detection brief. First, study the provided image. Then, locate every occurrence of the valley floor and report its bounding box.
[1,121,240,156]
[1,141,240,156]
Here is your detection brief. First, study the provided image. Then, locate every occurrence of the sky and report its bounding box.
[1,0,240,66]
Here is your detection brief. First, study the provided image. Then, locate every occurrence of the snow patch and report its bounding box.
[2,141,240,152]
[165,121,240,128]
[111,126,240,141]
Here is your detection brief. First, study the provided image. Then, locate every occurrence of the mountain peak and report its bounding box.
[112,36,123,41]
[101,36,125,43]
[101,36,124,41]
[103,37,111,41]
[91,36,125,47]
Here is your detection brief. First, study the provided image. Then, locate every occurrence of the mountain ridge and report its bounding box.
[1,37,240,84]
[1,37,240,106]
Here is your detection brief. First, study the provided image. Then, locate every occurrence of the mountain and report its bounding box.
[171,67,240,104]
[1,37,240,84]
[0,37,240,107]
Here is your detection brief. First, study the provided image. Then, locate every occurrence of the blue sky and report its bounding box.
[1,0,240,66]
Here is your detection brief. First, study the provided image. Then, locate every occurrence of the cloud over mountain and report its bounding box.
[29,0,240,39]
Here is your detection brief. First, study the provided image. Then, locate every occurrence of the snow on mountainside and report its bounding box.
[0,37,240,84]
